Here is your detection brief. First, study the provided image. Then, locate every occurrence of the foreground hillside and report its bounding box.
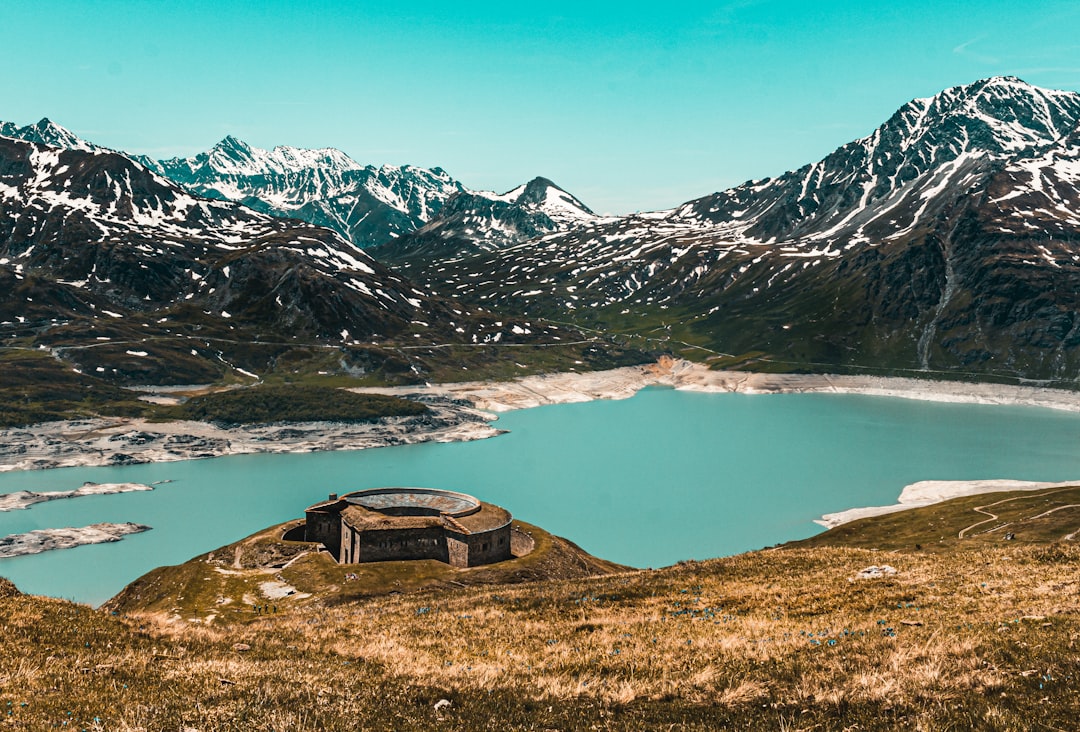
[1,487,1078,730]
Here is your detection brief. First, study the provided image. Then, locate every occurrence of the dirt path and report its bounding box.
[957,488,1076,539]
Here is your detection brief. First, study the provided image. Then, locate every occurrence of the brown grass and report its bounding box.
[2,491,1080,730]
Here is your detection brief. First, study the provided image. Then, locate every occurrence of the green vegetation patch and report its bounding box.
[0,349,151,427]
[173,385,428,426]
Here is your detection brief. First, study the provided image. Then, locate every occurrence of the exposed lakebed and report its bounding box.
[3,387,1080,606]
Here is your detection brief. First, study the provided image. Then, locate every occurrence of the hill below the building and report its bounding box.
[1,487,1077,729]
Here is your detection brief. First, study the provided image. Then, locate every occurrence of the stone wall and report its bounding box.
[464,524,513,565]
[510,525,536,557]
[305,509,342,560]
[347,526,450,564]
[446,534,469,567]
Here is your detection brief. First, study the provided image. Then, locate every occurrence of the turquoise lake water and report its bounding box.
[3,387,1080,606]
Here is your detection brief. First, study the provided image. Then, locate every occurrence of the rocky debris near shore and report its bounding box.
[351,359,1080,414]
[0,398,497,472]
[0,482,154,512]
[0,522,151,558]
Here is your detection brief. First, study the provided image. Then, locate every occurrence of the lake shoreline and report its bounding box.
[350,358,1080,414]
[3,360,1080,526]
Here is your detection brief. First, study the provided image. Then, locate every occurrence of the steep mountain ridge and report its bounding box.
[674,75,1080,242]
[148,137,596,252]
[143,136,467,249]
[371,175,598,265]
[0,117,101,153]
[3,120,601,255]
[0,136,424,325]
[403,77,1080,382]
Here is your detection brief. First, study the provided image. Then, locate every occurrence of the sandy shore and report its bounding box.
[3,360,1080,528]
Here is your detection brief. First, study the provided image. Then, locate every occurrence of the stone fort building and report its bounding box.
[304,487,513,567]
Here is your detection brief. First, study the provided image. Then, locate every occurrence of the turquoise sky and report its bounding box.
[3,1,1079,213]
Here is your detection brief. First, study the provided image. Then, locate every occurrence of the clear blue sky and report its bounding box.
[3,1,1079,214]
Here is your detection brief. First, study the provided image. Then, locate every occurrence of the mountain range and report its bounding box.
[138,137,596,251]
[388,77,1080,382]
[4,75,1080,388]
[0,129,611,388]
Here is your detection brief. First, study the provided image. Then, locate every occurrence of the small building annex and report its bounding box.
[304,487,513,568]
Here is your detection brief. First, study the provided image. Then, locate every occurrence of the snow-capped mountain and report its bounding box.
[0,134,495,383]
[148,138,598,254]
[673,75,1080,243]
[371,176,598,266]
[2,123,600,254]
[0,131,605,384]
[0,135,426,318]
[0,118,102,153]
[143,137,467,248]
[406,77,1080,381]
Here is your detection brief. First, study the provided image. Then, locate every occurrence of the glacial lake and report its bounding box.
[4,387,1080,606]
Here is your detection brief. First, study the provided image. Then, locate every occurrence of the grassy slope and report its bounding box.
[0,335,652,428]
[0,357,430,428]
[168,385,428,425]
[2,490,1079,730]
[795,485,1080,551]
[106,520,627,619]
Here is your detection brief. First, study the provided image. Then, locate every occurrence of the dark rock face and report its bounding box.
[372,176,596,267]
[399,77,1080,381]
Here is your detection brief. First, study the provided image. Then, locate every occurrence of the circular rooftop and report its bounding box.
[343,487,481,518]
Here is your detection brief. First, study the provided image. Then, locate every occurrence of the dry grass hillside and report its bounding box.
[1,487,1078,730]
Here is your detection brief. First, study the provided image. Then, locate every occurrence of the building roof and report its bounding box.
[330,494,512,535]
[345,487,480,517]
[340,505,443,531]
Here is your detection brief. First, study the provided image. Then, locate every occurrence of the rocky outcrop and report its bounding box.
[0,523,150,558]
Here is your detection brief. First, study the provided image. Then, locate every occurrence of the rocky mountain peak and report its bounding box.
[206,134,257,170]
[216,134,250,151]
[498,176,595,222]
[887,76,1080,155]
[515,176,561,203]
[0,117,98,152]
